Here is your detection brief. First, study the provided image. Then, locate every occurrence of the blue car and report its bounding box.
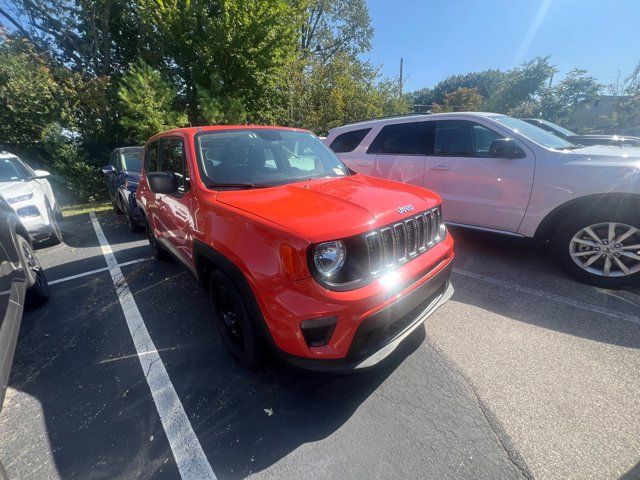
[101,147,144,232]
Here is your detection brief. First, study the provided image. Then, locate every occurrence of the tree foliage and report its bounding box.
[118,61,188,143]
[0,36,72,145]
[442,87,484,112]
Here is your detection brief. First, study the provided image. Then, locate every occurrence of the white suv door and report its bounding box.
[423,119,535,233]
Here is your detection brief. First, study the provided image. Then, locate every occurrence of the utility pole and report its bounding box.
[399,57,404,97]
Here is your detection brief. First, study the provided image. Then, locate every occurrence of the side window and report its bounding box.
[435,120,505,157]
[329,128,371,153]
[472,124,503,156]
[146,142,159,172]
[160,137,188,191]
[434,120,474,156]
[367,122,428,155]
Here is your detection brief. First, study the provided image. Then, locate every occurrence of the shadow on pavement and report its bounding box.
[450,227,640,349]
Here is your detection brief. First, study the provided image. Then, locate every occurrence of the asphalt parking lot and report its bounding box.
[1,211,639,480]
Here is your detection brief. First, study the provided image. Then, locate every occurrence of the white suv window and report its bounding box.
[435,120,503,157]
[367,122,429,155]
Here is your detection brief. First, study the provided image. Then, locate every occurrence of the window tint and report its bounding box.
[367,122,428,155]
[146,142,159,172]
[329,128,371,153]
[435,120,504,157]
[160,137,188,190]
[472,124,503,156]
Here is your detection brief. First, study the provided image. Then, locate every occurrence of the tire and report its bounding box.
[40,203,63,247]
[112,193,123,214]
[123,197,142,233]
[208,270,265,367]
[551,210,640,288]
[144,216,170,261]
[126,208,142,233]
[17,235,50,307]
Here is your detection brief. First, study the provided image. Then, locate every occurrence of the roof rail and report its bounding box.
[337,112,428,128]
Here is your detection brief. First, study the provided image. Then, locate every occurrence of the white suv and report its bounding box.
[0,152,62,246]
[326,113,640,288]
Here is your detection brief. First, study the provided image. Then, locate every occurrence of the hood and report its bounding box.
[216,174,440,242]
[568,144,640,160]
[0,181,33,202]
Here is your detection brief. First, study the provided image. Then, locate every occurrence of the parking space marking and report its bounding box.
[453,267,640,326]
[89,213,216,480]
[48,258,150,285]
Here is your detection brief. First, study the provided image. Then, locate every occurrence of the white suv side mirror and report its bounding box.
[32,169,51,179]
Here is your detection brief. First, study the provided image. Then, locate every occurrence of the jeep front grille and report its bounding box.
[365,207,444,274]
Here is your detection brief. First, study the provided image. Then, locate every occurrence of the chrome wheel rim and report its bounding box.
[21,241,44,287]
[569,222,640,277]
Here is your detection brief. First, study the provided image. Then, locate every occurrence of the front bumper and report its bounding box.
[257,234,454,371]
[283,266,453,372]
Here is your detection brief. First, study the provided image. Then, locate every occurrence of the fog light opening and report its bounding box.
[301,317,338,347]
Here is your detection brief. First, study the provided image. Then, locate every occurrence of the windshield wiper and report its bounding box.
[205,181,273,189]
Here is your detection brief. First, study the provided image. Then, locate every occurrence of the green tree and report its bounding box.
[443,87,484,112]
[0,36,71,146]
[486,57,556,113]
[138,0,299,124]
[281,52,408,135]
[118,61,187,143]
[299,0,373,60]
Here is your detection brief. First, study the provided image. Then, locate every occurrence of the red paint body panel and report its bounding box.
[137,126,454,364]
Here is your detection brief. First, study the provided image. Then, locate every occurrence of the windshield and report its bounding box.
[196,129,350,187]
[121,150,143,172]
[494,116,577,149]
[538,119,576,137]
[0,157,27,182]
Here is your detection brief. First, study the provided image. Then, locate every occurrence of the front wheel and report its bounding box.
[39,203,63,247]
[208,270,265,367]
[551,213,640,288]
[17,235,49,307]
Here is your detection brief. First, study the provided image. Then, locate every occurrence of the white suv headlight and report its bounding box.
[313,241,346,277]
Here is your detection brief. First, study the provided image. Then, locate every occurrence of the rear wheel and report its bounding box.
[551,211,640,288]
[145,216,170,260]
[208,270,265,367]
[17,235,49,307]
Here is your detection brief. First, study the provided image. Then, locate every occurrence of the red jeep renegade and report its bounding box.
[136,126,454,371]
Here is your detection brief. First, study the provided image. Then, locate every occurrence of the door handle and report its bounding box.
[357,162,373,167]
[431,164,450,171]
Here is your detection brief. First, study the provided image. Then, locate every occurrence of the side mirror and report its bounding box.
[101,165,116,175]
[489,139,526,159]
[148,172,178,194]
[32,169,51,179]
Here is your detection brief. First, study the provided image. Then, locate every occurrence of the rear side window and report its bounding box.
[146,142,159,172]
[367,122,430,155]
[329,128,371,153]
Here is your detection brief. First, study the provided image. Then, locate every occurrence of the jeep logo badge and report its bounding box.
[397,205,414,214]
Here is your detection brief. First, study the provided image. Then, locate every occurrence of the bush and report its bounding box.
[41,125,106,204]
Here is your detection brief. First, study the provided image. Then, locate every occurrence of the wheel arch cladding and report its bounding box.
[192,240,277,348]
[535,193,640,242]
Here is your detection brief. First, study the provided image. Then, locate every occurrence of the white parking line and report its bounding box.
[452,267,640,326]
[89,212,216,480]
[48,258,150,285]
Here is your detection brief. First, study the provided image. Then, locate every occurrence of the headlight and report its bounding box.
[313,241,346,277]
[7,193,33,204]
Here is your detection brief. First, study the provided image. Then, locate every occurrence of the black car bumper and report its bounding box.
[281,261,454,372]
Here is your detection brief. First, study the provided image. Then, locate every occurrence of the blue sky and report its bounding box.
[367,0,640,92]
